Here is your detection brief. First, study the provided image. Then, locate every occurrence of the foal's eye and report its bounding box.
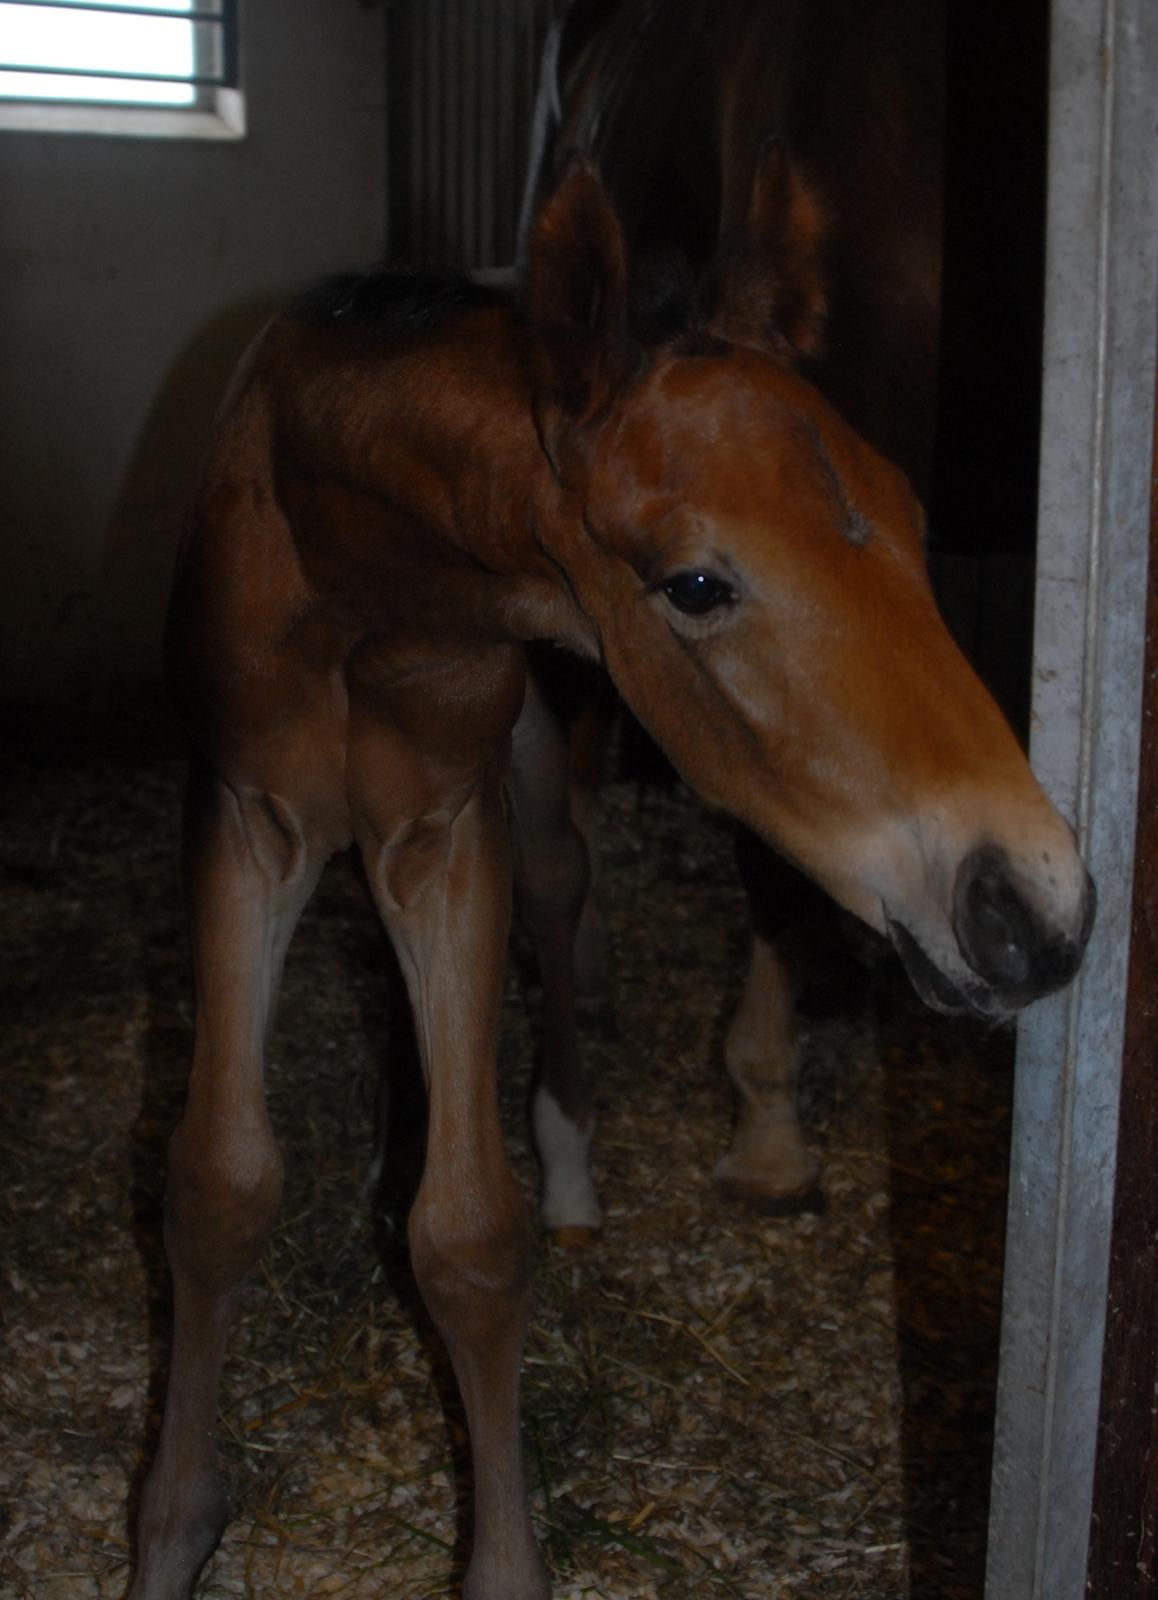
[661,570,737,617]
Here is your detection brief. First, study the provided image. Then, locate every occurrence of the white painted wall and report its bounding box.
[0,0,386,705]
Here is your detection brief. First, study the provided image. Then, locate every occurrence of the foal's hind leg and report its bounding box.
[509,674,602,1236]
[131,768,328,1600]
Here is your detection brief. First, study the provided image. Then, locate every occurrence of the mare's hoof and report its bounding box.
[712,1172,827,1216]
[712,1123,822,1216]
[548,1224,601,1250]
[710,1152,825,1209]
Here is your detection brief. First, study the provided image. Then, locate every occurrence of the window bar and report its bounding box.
[461,0,479,267]
[4,1,226,20]
[422,0,439,259]
[443,0,458,263]
[0,62,228,86]
[478,0,496,267]
[219,0,236,89]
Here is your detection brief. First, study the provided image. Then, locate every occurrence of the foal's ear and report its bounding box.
[524,157,638,424]
[710,139,828,359]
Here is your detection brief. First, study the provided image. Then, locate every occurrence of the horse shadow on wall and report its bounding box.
[97,296,286,713]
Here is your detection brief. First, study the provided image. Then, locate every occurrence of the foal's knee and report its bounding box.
[408,1174,531,1326]
[165,1112,284,1290]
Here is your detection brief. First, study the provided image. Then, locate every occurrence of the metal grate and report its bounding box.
[387,0,554,272]
[0,0,238,102]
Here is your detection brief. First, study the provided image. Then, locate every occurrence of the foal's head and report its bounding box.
[523,153,1092,1018]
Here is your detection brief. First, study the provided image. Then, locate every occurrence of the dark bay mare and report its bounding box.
[517,0,1055,1216]
[522,0,944,495]
[131,76,1092,1600]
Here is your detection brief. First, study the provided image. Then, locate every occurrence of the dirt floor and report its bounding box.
[0,715,1014,1599]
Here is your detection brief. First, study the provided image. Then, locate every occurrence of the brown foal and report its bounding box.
[131,154,1092,1600]
[519,0,952,1216]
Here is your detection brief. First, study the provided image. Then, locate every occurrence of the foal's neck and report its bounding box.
[363,307,595,655]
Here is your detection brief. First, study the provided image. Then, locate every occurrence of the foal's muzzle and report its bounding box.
[889,844,1095,1019]
[952,844,1095,1009]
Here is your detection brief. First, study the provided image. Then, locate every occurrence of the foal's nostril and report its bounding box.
[953,847,1035,991]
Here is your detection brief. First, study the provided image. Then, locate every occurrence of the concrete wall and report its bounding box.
[0,0,386,707]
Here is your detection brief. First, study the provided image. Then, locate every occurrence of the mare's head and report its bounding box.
[523,153,1093,1019]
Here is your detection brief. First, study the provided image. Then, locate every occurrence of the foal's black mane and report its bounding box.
[629,247,713,349]
[290,267,512,342]
[291,254,721,360]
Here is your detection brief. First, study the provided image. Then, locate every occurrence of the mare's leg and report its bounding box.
[713,929,820,1205]
[509,675,602,1235]
[566,698,615,1027]
[713,836,821,1208]
[357,747,550,1600]
[523,647,616,1028]
[131,767,329,1600]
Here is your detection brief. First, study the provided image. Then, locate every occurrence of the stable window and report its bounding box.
[0,0,242,138]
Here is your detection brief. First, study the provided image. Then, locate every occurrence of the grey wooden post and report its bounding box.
[986,1,1158,1596]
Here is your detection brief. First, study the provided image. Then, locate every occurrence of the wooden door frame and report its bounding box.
[985,2,1158,1596]
[1085,352,1158,1597]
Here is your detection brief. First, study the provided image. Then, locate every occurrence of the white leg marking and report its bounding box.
[532,1086,602,1230]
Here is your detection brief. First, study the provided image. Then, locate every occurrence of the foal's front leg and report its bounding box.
[358,763,550,1600]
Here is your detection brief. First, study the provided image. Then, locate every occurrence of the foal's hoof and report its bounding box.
[131,1474,228,1600]
[548,1224,601,1250]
